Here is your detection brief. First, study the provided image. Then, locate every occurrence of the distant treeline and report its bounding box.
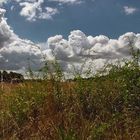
[0,71,24,83]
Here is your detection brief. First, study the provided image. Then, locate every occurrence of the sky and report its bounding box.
[0,0,140,76]
[1,0,140,42]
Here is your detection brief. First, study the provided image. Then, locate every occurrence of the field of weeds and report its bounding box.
[0,59,140,140]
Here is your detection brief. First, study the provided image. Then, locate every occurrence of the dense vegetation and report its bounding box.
[0,51,140,139]
[0,71,24,83]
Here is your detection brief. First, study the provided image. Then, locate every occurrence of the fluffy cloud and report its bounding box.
[1,7,140,77]
[0,8,43,72]
[123,6,138,15]
[43,31,140,76]
[19,0,58,21]
[38,7,59,20]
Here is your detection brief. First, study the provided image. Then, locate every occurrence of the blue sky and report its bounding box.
[2,0,140,42]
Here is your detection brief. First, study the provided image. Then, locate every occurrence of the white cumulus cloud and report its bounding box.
[19,0,59,21]
[43,30,140,76]
[124,6,137,15]
[0,8,43,73]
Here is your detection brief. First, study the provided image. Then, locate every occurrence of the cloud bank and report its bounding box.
[0,8,140,76]
[0,8,43,73]
[44,30,140,76]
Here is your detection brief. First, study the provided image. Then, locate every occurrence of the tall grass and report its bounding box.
[0,46,140,139]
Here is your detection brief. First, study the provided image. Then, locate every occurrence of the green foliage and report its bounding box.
[5,82,46,127]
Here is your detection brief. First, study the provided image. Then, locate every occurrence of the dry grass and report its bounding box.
[0,61,140,140]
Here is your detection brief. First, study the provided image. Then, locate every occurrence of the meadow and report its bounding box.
[0,54,140,140]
